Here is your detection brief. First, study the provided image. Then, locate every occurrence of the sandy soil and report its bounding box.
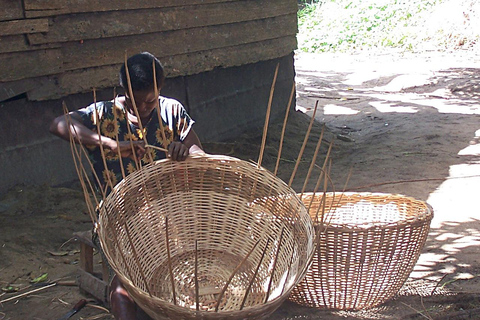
[1,50,480,319]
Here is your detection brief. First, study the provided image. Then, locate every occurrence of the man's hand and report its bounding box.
[168,141,189,161]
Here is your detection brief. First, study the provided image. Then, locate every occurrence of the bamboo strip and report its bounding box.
[215,239,261,312]
[103,204,137,293]
[63,104,98,224]
[307,139,334,214]
[240,239,271,310]
[152,59,169,157]
[112,91,126,180]
[257,63,279,168]
[121,57,160,286]
[123,223,153,296]
[274,81,295,176]
[105,192,140,286]
[93,90,115,192]
[195,240,199,311]
[280,240,296,296]
[265,227,285,303]
[165,217,177,305]
[124,52,154,164]
[123,109,141,171]
[322,168,353,228]
[62,101,106,201]
[145,144,168,153]
[0,283,57,304]
[288,101,318,187]
[300,124,325,198]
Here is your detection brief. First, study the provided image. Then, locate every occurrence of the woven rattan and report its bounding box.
[97,154,315,320]
[289,192,433,310]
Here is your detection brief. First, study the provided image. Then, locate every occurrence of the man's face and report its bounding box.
[125,88,160,121]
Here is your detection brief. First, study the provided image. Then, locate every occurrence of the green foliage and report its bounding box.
[297,0,478,53]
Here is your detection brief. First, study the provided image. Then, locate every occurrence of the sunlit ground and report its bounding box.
[295,51,480,293]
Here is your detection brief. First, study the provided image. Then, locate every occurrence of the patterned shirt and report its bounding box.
[77,96,195,192]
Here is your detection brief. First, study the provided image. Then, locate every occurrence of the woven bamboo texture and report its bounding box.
[289,192,433,310]
[97,154,315,320]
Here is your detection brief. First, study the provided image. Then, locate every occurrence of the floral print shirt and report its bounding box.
[77,96,195,192]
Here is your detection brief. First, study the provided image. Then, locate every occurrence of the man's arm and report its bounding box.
[49,111,146,160]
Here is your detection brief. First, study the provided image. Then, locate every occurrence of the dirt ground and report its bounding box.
[1,50,480,319]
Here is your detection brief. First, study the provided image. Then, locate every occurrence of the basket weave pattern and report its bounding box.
[98,155,315,319]
[289,192,433,310]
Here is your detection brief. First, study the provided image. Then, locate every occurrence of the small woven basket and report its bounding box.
[98,154,315,320]
[289,192,433,310]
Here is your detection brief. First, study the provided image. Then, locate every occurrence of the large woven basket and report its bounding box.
[289,192,433,310]
[98,154,315,320]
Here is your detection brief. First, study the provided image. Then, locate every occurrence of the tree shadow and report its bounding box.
[267,57,480,319]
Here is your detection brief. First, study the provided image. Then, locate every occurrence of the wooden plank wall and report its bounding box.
[0,0,298,102]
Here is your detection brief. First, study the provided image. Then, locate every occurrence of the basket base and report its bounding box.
[149,249,267,312]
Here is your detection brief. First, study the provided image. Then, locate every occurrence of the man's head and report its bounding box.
[119,52,165,121]
[119,52,165,92]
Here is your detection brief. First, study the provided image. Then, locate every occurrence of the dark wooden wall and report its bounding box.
[0,0,298,102]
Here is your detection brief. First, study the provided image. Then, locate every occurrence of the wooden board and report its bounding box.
[3,12,295,82]
[78,269,108,304]
[59,14,297,73]
[0,35,61,54]
[0,78,40,101]
[24,0,238,18]
[0,18,49,36]
[27,36,297,101]
[27,0,297,45]
[0,0,24,22]
[0,48,62,82]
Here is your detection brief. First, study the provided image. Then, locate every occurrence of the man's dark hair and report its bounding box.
[119,52,165,92]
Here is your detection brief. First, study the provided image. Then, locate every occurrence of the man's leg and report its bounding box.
[109,275,153,320]
[110,275,136,320]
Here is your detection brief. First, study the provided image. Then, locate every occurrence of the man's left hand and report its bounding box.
[167,141,189,161]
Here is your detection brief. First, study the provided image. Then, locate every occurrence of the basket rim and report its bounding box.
[104,154,288,204]
[300,191,434,229]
